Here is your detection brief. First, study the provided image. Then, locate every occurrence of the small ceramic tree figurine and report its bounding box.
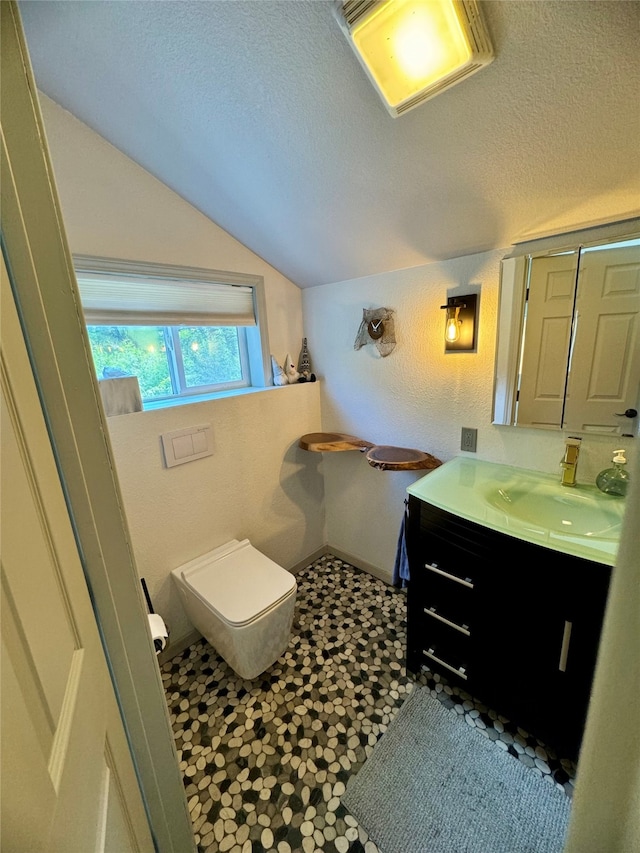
[296,338,316,381]
[298,338,312,377]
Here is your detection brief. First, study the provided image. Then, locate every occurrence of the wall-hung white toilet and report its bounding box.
[171,539,297,679]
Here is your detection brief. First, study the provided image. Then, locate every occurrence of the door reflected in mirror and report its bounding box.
[493,233,640,436]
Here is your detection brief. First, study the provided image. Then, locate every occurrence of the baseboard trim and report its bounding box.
[289,545,393,586]
[288,546,329,575]
[325,546,394,586]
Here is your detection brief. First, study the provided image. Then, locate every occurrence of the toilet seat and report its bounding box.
[178,539,296,628]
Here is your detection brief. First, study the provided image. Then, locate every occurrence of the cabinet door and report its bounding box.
[476,542,571,745]
[564,243,640,433]
[517,252,578,428]
[476,535,610,758]
[554,558,611,754]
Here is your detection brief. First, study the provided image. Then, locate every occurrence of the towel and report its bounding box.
[392,500,410,588]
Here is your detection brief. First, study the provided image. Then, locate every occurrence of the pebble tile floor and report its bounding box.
[162,555,576,853]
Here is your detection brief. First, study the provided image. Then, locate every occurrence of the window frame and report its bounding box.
[166,325,251,398]
[74,255,272,408]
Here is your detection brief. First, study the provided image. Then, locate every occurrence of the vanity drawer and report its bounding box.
[420,648,470,682]
[408,500,490,583]
[414,524,479,568]
[419,596,473,637]
[417,557,476,591]
[419,626,471,682]
[408,599,473,680]
[410,497,499,565]
[413,570,475,633]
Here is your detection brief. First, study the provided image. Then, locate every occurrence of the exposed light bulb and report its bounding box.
[445,307,461,342]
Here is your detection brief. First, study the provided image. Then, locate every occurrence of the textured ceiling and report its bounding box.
[19,0,640,288]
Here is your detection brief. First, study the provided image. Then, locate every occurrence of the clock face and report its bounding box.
[367,319,384,340]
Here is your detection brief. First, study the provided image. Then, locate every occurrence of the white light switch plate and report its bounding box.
[161,424,213,468]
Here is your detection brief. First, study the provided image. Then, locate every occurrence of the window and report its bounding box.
[74,256,270,407]
[85,324,249,401]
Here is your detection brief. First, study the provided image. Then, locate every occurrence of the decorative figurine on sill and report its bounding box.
[296,338,317,382]
[284,353,301,384]
[354,307,396,357]
[271,355,288,386]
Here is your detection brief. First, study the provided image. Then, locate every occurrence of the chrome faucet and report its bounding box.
[560,437,582,486]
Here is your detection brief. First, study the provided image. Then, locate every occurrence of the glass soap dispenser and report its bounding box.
[596,449,629,497]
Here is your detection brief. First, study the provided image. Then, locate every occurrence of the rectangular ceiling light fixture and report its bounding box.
[335,0,494,117]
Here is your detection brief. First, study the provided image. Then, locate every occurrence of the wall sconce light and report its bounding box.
[334,0,494,117]
[441,294,477,352]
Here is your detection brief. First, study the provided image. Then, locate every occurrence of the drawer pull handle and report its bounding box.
[558,620,572,672]
[425,563,474,589]
[423,648,468,680]
[424,607,471,636]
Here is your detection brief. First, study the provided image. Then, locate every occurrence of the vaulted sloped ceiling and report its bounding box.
[19,0,640,288]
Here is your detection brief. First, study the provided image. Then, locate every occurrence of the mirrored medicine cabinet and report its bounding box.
[493,227,640,436]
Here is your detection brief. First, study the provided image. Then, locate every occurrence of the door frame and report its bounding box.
[1,5,195,851]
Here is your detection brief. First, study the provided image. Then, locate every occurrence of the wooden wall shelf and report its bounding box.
[366,446,442,471]
[298,432,373,452]
[299,432,442,471]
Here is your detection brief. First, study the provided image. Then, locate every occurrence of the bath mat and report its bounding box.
[342,687,570,853]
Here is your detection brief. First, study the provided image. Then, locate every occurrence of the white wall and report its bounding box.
[39,94,302,361]
[302,252,637,579]
[107,384,323,642]
[40,95,325,644]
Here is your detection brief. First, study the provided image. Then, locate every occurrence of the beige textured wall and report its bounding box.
[39,94,303,362]
[302,253,637,578]
[39,94,325,643]
[107,383,323,642]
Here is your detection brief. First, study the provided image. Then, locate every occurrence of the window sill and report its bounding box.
[139,381,316,413]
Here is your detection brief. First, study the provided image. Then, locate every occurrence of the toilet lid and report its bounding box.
[178,539,296,627]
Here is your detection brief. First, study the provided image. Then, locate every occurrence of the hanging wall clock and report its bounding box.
[354,307,396,357]
[367,318,385,339]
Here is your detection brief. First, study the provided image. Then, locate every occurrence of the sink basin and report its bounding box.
[407,457,626,565]
[487,483,622,538]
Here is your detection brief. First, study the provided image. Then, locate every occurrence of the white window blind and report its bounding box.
[77,273,256,326]
[74,256,272,397]
[74,261,257,327]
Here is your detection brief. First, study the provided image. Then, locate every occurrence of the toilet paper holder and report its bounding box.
[141,578,169,654]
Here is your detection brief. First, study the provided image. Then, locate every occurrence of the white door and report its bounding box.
[563,243,640,434]
[517,252,579,428]
[2,5,194,849]
[1,257,154,853]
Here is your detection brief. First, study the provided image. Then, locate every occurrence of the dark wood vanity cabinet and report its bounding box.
[406,495,612,759]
